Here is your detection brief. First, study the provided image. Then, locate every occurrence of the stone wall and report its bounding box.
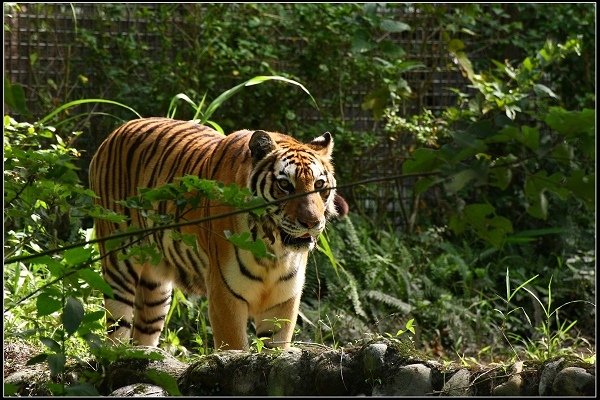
[4,339,595,396]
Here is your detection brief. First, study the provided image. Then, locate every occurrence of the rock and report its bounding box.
[492,361,524,396]
[4,366,51,396]
[538,358,563,396]
[442,368,472,396]
[552,367,595,396]
[312,349,354,395]
[109,383,169,397]
[372,363,432,396]
[267,348,304,396]
[363,343,388,374]
[103,346,187,393]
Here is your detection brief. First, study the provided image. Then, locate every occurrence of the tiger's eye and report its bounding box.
[314,179,326,190]
[277,178,292,191]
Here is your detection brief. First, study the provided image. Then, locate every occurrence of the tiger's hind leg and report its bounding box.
[102,251,142,345]
[132,262,174,346]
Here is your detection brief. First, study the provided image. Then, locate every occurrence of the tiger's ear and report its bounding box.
[307,132,333,158]
[249,130,276,163]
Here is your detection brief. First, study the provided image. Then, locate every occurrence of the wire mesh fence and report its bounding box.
[4,3,472,229]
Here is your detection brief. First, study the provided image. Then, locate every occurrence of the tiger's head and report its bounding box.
[248,130,337,250]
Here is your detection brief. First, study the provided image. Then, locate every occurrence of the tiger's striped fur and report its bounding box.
[89,117,338,350]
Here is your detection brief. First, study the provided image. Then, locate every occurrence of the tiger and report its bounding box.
[88,117,343,351]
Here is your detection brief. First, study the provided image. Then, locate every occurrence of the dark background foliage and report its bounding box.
[4,3,595,366]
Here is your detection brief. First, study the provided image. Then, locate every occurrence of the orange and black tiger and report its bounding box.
[89,117,342,350]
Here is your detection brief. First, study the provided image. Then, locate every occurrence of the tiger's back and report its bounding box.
[89,117,339,350]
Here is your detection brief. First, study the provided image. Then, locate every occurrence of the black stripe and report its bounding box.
[133,324,162,335]
[217,260,248,304]
[147,128,194,187]
[122,258,140,284]
[162,135,200,183]
[279,265,299,281]
[139,277,160,290]
[210,133,248,179]
[235,248,263,282]
[135,121,187,187]
[141,293,172,308]
[105,267,136,296]
[264,295,295,313]
[185,248,206,274]
[126,120,165,196]
[138,314,166,325]
[107,317,132,335]
[167,244,189,274]
[107,317,132,329]
[110,292,135,308]
[189,136,221,174]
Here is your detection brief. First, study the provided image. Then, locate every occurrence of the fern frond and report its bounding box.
[339,267,368,319]
[366,290,412,313]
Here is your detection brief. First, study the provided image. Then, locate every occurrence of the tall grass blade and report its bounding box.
[167,93,198,119]
[38,99,141,125]
[202,75,318,123]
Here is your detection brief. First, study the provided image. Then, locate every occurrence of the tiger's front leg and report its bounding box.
[254,295,301,350]
[207,267,250,350]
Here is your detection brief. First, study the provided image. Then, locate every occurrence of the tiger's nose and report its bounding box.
[298,217,320,229]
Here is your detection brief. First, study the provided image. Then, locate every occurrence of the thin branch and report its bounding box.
[3,171,439,265]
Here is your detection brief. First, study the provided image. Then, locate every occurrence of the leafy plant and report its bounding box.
[494,269,594,362]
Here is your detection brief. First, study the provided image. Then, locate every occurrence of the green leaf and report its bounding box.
[78,269,114,297]
[47,353,66,377]
[565,170,595,209]
[403,148,440,174]
[146,370,182,396]
[351,29,375,54]
[486,125,518,144]
[26,353,48,366]
[317,233,339,278]
[405,318,415,334]
[506,227,567,244]
[489,167,512,190]
[4,383,19,396]
[550,142,574,165]
[463,203,495,221]
[518,126,539,151]
[4,78,29,116]
[82,310,106,324]
[361,86,389,120]
[413,176,442,195]
[64,246,93,266]
[448,39,465,53]
[380,19,411,33]
[37,292,62,316]
[62,297,85,335]
[452,203,513,248]
[544,107,594,137]
[445,169,479,194]
[533,83,558,99]
[29,255,65,277]
[448,39,474,81]
[40,337,62,352]
[225,231,274,259]
[64,383,100,396]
